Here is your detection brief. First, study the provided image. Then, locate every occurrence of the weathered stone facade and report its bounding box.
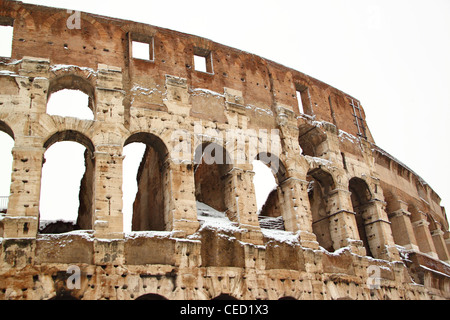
[0,1,449,300]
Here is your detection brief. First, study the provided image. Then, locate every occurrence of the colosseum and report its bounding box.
[0,0,449,301]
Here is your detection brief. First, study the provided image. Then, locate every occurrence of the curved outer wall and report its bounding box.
[0,0,449,300]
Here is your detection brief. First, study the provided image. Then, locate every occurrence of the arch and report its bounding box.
[298,121,328,157]
[47,73,96,119]
[135,293,169,300]
[124,132,170,232]
[212,294,239,300]
[0,120,14,140]
[41,11,109,40]
[349,177,374,257]
[255,152,287,185]
[40,131,96,233]
[252,152,287,231]
[194,142,232,214]
[44,130,95,157]
[279,296,297,300]
[308,168,336,252]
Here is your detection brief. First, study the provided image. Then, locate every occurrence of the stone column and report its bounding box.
[326,188,364,255]
[431,228,450,263]
[412,213,439,260]
[362,199,400,261]
[166,160,200,238]
[2,144,45,238]
[278,177,318,249]
[93,148,124,239]
[387,201,419,252]
[224,165,263,245]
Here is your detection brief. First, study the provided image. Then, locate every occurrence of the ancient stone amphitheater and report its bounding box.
[0,0,449,300]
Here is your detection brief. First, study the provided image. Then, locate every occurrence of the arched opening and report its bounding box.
[194,142,233,222]
[135,293,168,300]
[212,294,238,300]
[124,133,169,232]
[253,153,287,231]
[122,142,146,233]
[0,123,14,214]
[39,131,95,234]
[298,122,328,157]
[349,177,373,257]
[47,89,94,120]
[279,296,297,300]
[47,74,96,120]
[308,168,335,252]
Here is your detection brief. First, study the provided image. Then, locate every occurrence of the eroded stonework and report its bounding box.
[0,0,449,300]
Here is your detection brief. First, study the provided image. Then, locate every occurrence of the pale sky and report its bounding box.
[1,0,449,228]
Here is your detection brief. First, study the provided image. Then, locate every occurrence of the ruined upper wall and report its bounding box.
[0,0,373,142]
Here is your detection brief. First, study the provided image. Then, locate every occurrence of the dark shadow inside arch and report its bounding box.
[212,294,239,300]
[308,168,336,252]
[0,120,14,140]
[349,177,373,258]
[44,130,95,158]
[194,142,232,214]
[279,296,297,300]
[124,132,170,232]
[135,293,169,300]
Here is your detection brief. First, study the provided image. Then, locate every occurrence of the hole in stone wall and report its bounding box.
[194,54,207,73]
[47,89,94,120]
[39,141,87,233]
[0,24,13,58]
[132,41,151,60]
[193,47,213,74]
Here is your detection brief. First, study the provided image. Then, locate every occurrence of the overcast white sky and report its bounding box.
[1,0,449,228]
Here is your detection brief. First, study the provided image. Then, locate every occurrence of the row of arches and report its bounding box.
[0,119,383,262]
[1,117,447,262]
[0,120,282,234]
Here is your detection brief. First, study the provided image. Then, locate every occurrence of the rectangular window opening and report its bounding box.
[194,47,213,74]
[0,18,14,58]
[296,90,304,114]
[295,83,310,115]
[130,33,154,61]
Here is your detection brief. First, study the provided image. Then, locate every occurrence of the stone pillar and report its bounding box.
[278,177,318,249]
[431,228,450,263]
[93,148,124,239]
[388,201,419,252]
[326,188,364,255]
[412,213,439,260]
[224,165,263,245]
[362,199,400,261]
[2,143,45,238]
[166,160,200,238]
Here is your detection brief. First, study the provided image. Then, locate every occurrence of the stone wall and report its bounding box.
[0,0,448,300]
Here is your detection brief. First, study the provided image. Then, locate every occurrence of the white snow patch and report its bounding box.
[196,201,240,233]
[0,70,16,76]
[50,64,97,78]
[261,229,299,246]
[191,88,225,98]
